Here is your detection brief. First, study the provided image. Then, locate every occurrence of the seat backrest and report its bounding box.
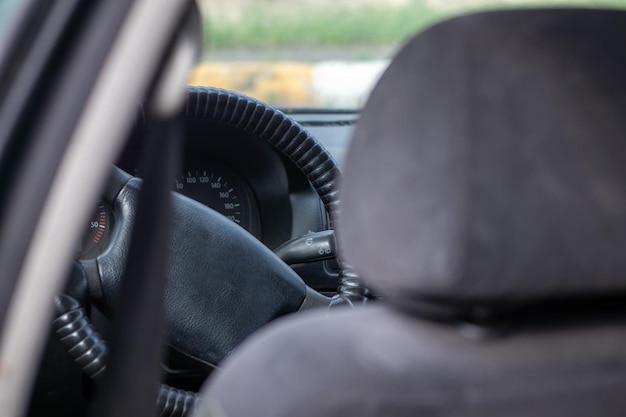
[196,8,626,417]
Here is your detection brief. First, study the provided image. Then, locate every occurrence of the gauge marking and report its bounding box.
[78,204,112,259]
[92,210,108,243]
[175,165,251,232]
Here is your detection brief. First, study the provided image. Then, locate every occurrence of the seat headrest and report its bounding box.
[339,9,626,305]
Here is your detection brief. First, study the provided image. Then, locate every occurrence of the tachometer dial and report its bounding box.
[77,203,112,259]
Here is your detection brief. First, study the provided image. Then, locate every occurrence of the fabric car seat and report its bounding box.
[195,8,626,417]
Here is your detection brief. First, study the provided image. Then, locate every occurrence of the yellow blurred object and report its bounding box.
[188,62,316,108]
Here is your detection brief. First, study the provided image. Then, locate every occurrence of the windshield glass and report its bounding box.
[192,0,626,110]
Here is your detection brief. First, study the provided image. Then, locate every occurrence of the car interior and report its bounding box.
[0,2,625,417]
[195,8,626,417]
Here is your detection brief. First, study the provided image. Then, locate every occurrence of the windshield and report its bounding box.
[192,0,626,110]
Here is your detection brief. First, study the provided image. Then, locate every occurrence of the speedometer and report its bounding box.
[176,170,242,223]
[174,159,258,235]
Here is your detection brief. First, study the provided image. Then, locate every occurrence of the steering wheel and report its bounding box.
[82,87,340,370]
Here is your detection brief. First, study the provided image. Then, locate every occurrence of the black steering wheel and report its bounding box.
[83,87,340,370]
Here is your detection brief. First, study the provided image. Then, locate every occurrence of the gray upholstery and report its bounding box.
[197,8,626,417]
[199,306,626,417]
[341,8,626,303]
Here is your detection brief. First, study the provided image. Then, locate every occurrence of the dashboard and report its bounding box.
[81,104,358,294]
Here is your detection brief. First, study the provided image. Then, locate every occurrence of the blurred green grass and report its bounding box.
[201,0,626,51]
[204,3,438,50]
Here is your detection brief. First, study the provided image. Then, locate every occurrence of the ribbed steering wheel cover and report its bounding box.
[184,86,341,228]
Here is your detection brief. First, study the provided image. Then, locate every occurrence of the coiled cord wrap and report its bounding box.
[53,295,108,381]
[329,265,372,307]
[53,295,198,417]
